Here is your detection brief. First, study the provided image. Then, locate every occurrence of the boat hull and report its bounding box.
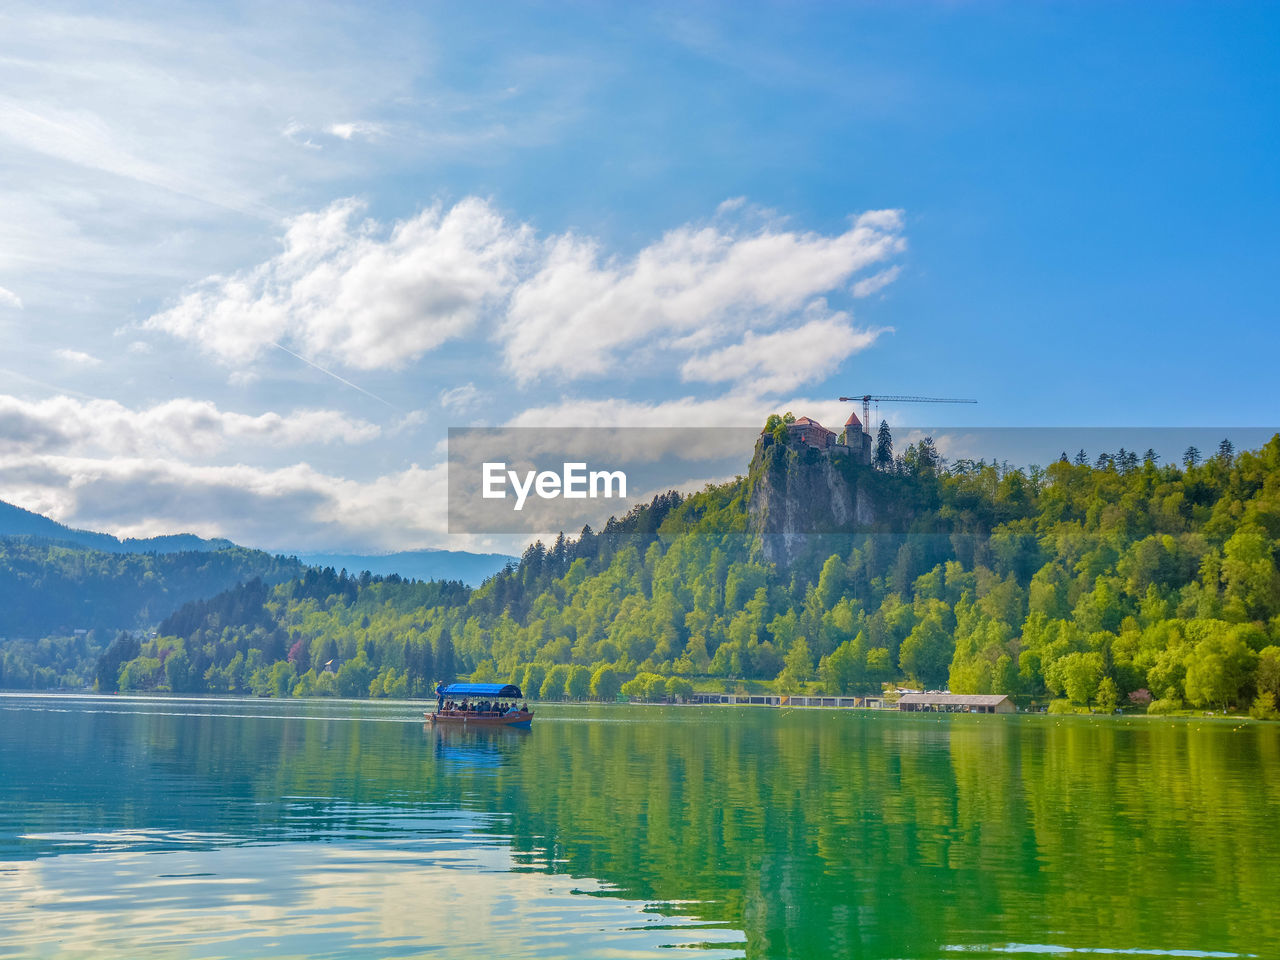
[425,711,533,729]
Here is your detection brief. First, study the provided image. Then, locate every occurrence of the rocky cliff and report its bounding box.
[747,437,882,566]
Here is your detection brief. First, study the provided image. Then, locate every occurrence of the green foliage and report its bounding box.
[1096,676,1119,713]
[590,665,622,701]
[1183,631,1256,710]
[0,538,304,638]
[12,435,1280,715]
[1248,691,1278,720]
[899,610,952,689]
[665,676,694,701]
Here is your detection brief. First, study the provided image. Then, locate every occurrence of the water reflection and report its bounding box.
[0,833,743,959]
[1,694,1277,960]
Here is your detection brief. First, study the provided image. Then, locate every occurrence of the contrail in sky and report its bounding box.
[269,342,397,409]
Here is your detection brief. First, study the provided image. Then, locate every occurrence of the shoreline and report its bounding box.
[0,688,1267,723]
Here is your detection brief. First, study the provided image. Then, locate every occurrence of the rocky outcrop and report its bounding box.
[747,438,878,566]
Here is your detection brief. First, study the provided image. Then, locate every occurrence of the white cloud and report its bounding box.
[439,382,481,411]
[328,121,384,141]
[147,199,906,387]
[0,394,380,458]
[852,264,901,298]
[506,391,851,432]
[0,452,454,552]
[502,208,905,384]
[679,304,886,395]
[147,197,532,369]
[54,348,101,366]
[0,285,22,309]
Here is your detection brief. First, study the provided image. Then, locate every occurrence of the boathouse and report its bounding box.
[896,693,1015,714]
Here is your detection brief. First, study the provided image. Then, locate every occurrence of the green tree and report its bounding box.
[540,664,570,700]
[118,656,161,692]
[1249,691,1279,720]
[1096,676,1119,713]
[566,664,591,700]
[434,629,456,684]
[992,654,1017,695]
[164,648,191,693]
[590,665,622,701]
[820,640,861,695]
[521,662,548,699]
[874,420,893,469]
[1045,651,1104,706]
[665,676,694,701]
[269,660,294,697]
[1183,633,1256,710]
[1255,646,1280,701]
[777,635,814,689]
[898,613,952,689]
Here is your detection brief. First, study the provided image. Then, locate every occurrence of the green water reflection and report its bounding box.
[0,694,1275,959]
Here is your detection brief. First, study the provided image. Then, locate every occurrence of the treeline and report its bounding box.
[94,567,470,698]
[81,432,1280,717]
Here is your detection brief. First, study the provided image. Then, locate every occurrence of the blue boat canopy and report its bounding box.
[436,682,523,699]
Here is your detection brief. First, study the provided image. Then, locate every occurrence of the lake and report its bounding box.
[0,694,1275,959]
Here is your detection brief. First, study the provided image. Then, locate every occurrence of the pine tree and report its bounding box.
[1183,445,1202,468]
[874,420,893,470]
[434,628,456,684]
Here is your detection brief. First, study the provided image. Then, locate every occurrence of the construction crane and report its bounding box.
[838,395,978,437]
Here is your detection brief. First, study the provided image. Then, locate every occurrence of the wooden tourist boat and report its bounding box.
[425,682,534,729]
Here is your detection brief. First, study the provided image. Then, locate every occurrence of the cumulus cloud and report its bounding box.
[146,196,532,369]
[54,348,101,366]
[502,209,905,383]
[679,304,886,395]
[0,285,22,309]
[147,198,906,385]
[0,394,380,458]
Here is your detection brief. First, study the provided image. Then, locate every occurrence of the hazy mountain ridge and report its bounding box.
[0,500,234,554]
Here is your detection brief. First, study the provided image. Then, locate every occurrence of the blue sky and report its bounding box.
[1,1,1276,552]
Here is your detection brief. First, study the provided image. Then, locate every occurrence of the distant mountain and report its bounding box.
[0,498,515,587]
[292,549,515,587]
[0,500,234,554]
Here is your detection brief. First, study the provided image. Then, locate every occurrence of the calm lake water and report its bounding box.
[0,694,1276,959]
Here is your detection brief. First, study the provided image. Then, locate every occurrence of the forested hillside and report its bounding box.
[0,540,306,689]
[92,427,1280,717]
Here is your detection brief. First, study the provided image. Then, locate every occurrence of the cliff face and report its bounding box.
[747,439,878,566]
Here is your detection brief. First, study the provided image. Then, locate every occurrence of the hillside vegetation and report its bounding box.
[87,428,1280,717]
[0,541,305,689]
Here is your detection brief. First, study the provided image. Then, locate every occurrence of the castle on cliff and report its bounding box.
[761,412,873,464]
